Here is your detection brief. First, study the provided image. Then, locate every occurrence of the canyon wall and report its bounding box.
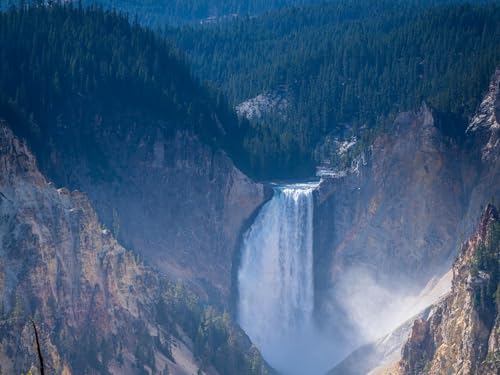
[314,69,500,350]
[398,205,500,375]
[22,116,268,304]
[0,123,268,374]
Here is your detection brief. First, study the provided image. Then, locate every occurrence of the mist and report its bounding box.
[332,266,452,346]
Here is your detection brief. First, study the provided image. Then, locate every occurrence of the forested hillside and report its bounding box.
[0,7,272,372]
[0,4,252,181]
[172,0,500,177]
[3,1,499,179]
[81,0,325,26]
[75,0,495,27]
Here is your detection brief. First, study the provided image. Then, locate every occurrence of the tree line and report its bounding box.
[171,0,500,178]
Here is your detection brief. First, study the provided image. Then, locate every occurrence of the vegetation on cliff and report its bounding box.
[172,0,500,177]
[471,212,500,329]
[0,123,268,375]
[399,205,500,374]
[0,3,251,181]
[157,283,268,375]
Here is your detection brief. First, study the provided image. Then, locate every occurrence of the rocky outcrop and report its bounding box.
[314,103,467,341]
[33,118,267,305]
[397,204,500,375]
[0,123,268,375]
[314,69,500,359]
[235,89,289,121]
[328,309,429,375]
[316,102,467,286]
[467,69,500,163]
[327,205,500,375]
[465,68,500,233]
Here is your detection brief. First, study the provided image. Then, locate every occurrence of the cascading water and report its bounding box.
[238,182,325,374]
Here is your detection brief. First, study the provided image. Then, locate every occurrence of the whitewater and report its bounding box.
[238,182,333,374]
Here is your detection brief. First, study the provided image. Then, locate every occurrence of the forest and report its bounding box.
[0,3,255,182]
[171,0,500,177]
[1,1,500,178]
[79,0,325,26]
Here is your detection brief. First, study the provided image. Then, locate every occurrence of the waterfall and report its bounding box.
[237,182,318,374]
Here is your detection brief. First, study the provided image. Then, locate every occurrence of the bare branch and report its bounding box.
[30,320,45,375]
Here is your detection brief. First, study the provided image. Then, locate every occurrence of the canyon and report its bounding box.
[0,3,499,373]
[1,67,498,374]
[0,123,269,374]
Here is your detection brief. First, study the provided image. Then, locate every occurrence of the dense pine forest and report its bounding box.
[0,4,254,182]
[2,1,500,179]
[171,0,500,177]
[80,0,325,26]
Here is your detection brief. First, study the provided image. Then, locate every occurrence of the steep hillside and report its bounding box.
[466,69,500,234]
[314,104,467,326]
[171,1,500,177]
[397,204,500,374]
[313,69,500,355]
[0,5,267,304]
[327,206,500,375]
[0,123,269,375]
[81,0,325,26]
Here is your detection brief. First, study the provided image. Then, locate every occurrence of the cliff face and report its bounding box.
[314,104,467,346]
[0,123,268,375]
[315,103,465,289]
[34,118,267,304]
[398,205,500,375]
[465,69,500,233]
[327,270,453,375]
[314,69,500,352]
[0,4,268,305]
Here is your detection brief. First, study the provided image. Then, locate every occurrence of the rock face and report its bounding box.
[328,308,431,375]
[465,69,500,233]
[314,69,500,353]
[0,123,268,375]
[314,104,467,348]
[398,204,500,375]
[315,103,465,288]
[32,119,267,304]
[235,89,289,121]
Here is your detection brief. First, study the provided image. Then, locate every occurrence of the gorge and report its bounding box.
[237,67,500,374]
[1,2,500,374]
